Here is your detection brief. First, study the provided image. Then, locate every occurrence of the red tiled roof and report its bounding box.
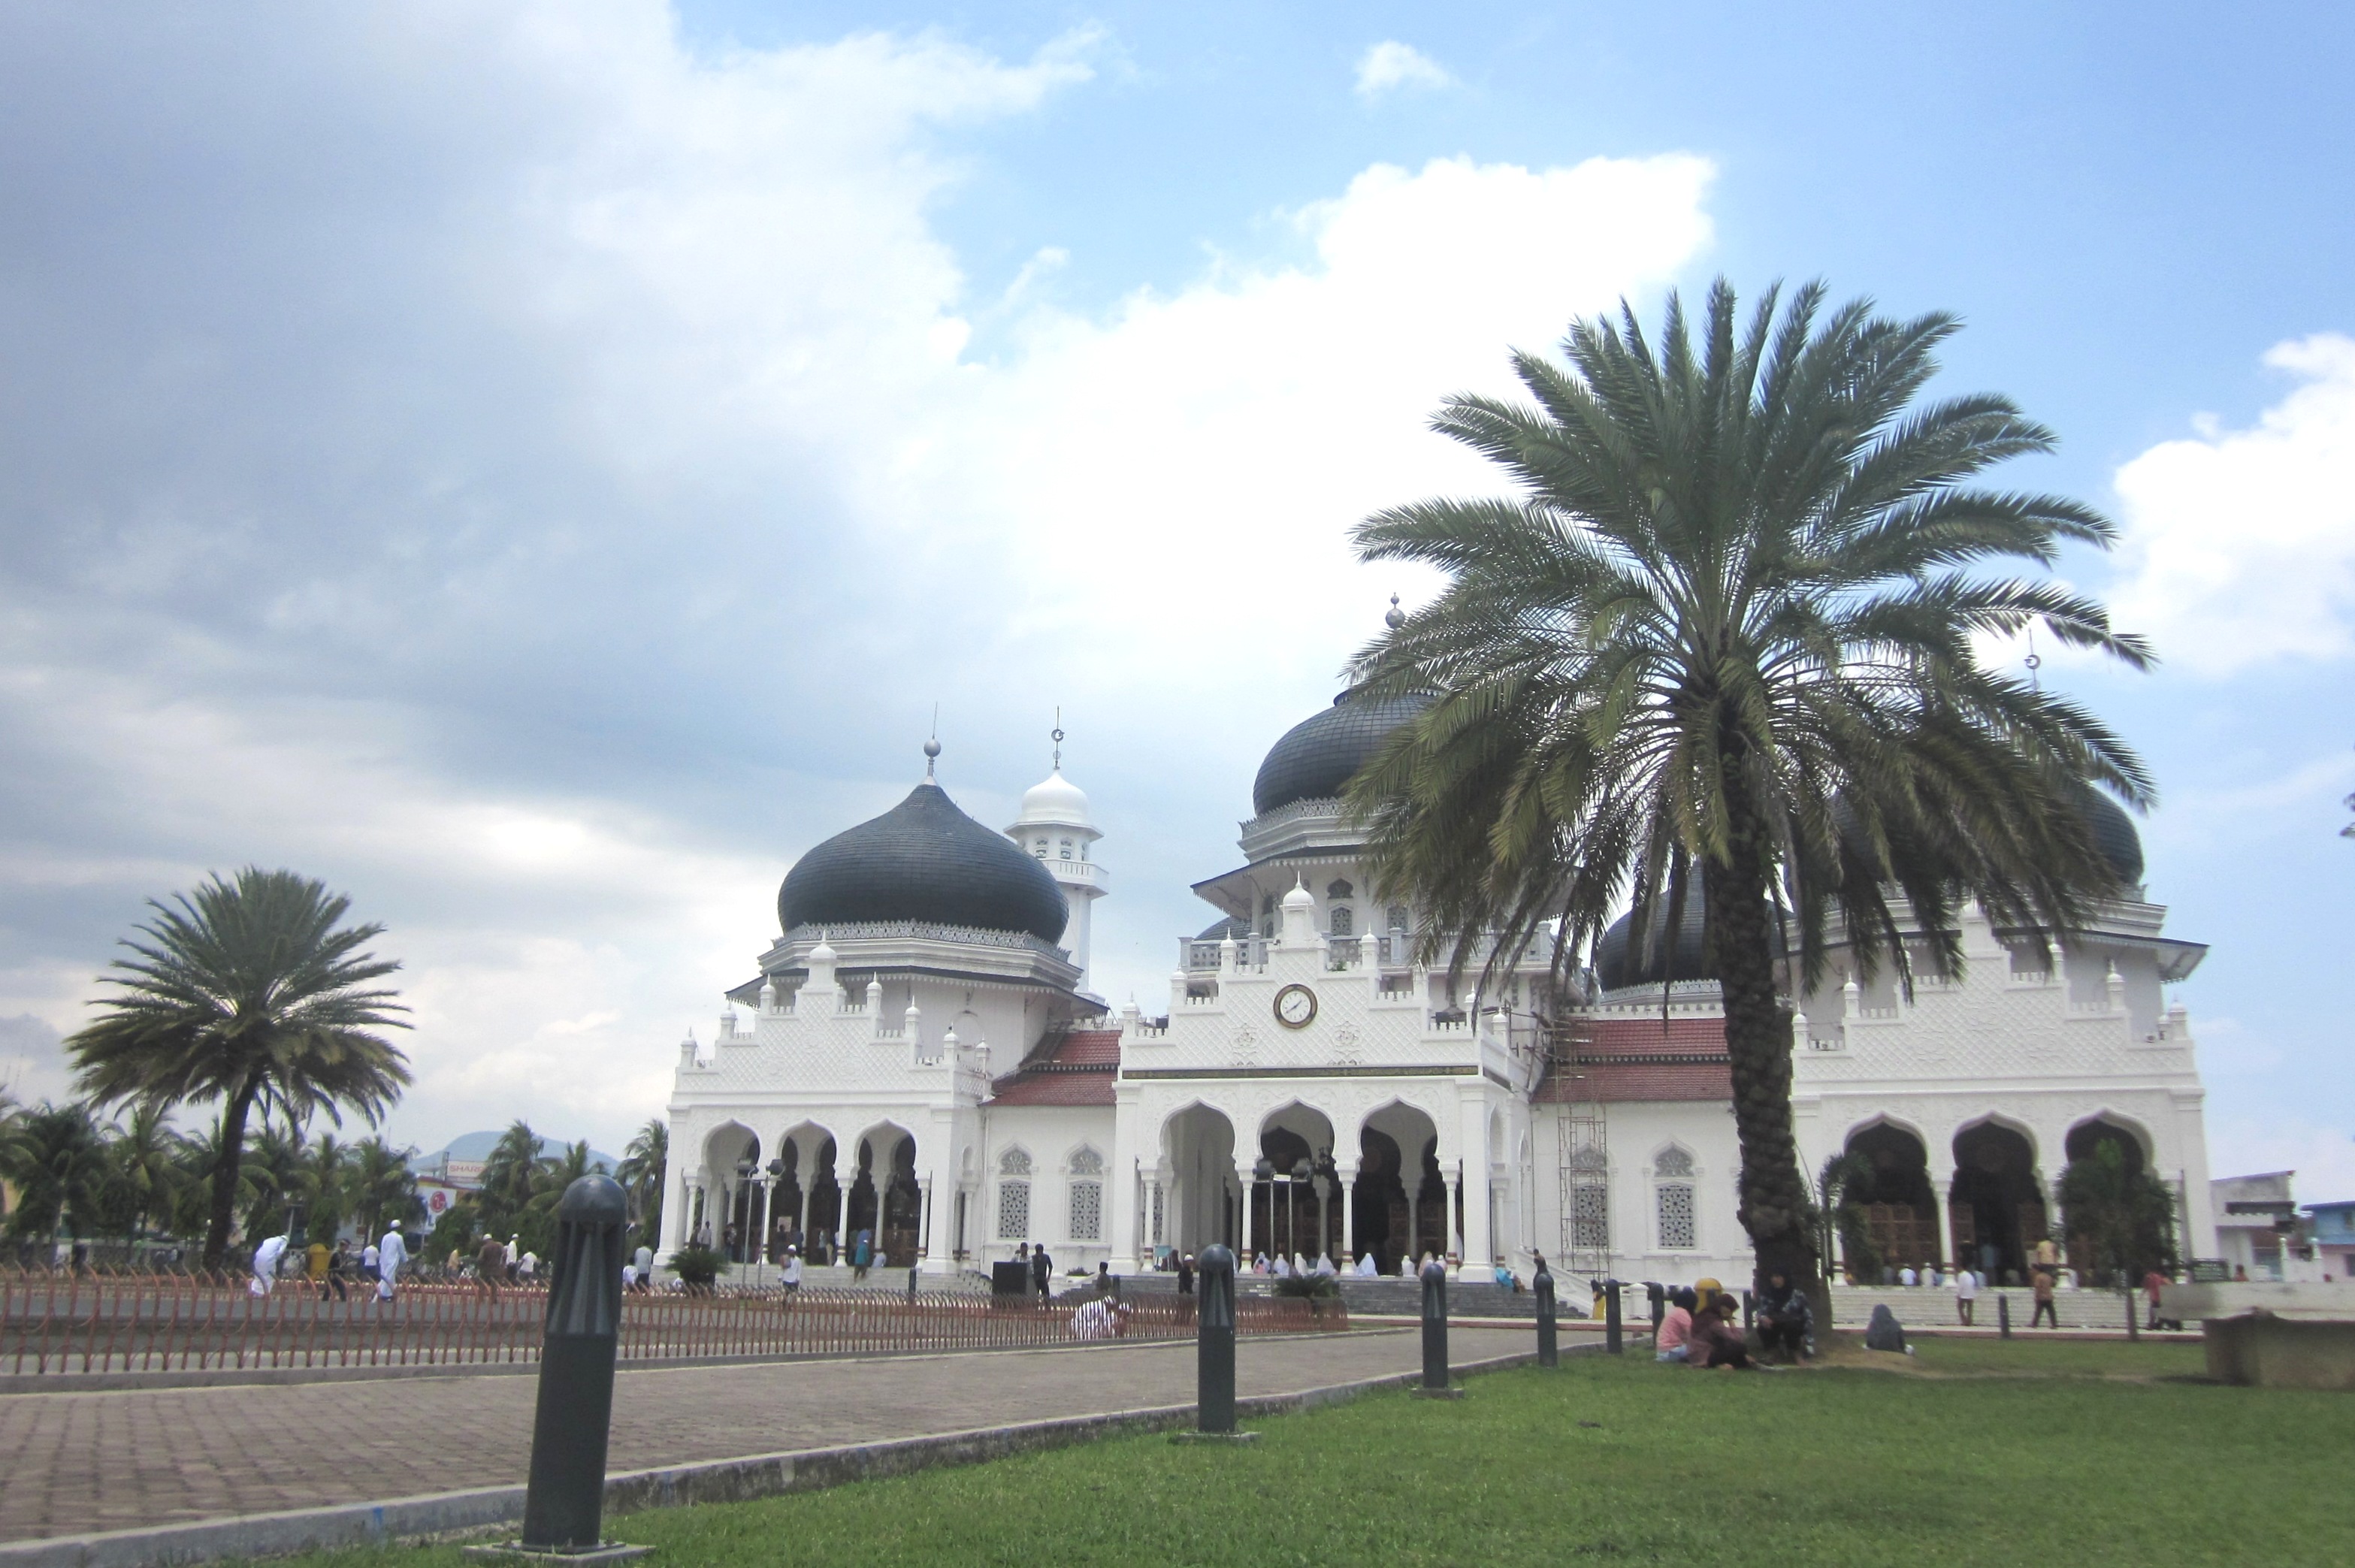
[987,1073,1117,1107]
[987,1027,1121,1107]
[1584,1017,1728,1053]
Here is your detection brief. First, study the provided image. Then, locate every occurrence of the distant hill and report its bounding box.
[430,1130,621,1173]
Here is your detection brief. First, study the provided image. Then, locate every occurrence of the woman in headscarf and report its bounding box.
[851,1228,873,1282]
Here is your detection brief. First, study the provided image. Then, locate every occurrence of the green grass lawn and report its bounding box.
[260,1341,2336,1567]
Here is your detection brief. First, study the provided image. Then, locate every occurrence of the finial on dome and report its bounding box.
[922,736,941,779]
[1385,592,1404,630]
[1051,705,1064,772]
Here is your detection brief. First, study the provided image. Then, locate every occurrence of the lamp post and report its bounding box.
[472,1175,646,1563]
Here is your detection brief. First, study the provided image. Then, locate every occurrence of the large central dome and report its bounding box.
[1251,687,1433,817]
[778,781,1069,944]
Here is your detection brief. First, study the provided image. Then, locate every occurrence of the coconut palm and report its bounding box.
[616,1118,668,1242]
[240,1119,310,1243]
[107,1101,184,1251]
[65,868,410,1267]
[349,1137,422,1239]
[476,1119,545,1240]
[298,1132,355,1243]
[0,1102,110,1254]
[1350,279,2152,1292]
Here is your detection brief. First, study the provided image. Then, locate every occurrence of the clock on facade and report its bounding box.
[1273,983,1318,1030]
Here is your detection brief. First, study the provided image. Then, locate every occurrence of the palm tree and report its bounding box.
[298,1132,355,1243]
[240,1119,310,1243]
[349,1137,422,1240]
[616,1118,667,1243]
[108,1101,184,1252]
[477,1119,545,1240]
[521,1139,595,1253]
[0,1102,110,1256]
[65,868,411,1267]
[1350,280,2152,1293]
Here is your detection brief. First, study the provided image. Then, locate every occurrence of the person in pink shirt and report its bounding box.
[1655,1287,1697,1362]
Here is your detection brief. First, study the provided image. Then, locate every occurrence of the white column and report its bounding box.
[1237,1162,1257,1259]
[1337,1165,1358,1264]
[1933,1176,1956,1271]
[1444,1168,1464,1264]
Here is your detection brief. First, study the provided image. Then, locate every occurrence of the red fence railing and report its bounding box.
[0,1271,1346,1376]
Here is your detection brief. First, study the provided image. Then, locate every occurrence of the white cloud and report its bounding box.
[0,5,1714,1154]
[2107,334,2355,675]
[1354,41,1456,99]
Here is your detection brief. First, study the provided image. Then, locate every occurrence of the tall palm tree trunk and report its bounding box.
[1707,760,1821,1303]
[202,1075,263,1270]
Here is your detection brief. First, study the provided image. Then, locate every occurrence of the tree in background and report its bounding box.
[349,1137,422,1240]
[66,869,411,1267]
[298,1133,355,1243]
[105,1101,184,1252]
[1814,1150,1877,1285]
[240,1119,310,1243]
[617,1118,667,1252]
[0,1103,109,1259]
[2060,1140,2177,1292]
[1349,281,2152,1295]
[476,1119,546,1247]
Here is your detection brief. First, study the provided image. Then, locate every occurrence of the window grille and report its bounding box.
[996,1181,1031,1240]
[1069,1181,1102,1240]
[1329,905,1353,936]
[1657,1183,1697,1249]
[1572,1183,1610,1249]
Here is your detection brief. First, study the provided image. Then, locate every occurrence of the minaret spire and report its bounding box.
[1052,706,1063,772]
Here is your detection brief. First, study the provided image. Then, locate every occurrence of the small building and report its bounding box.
[2302,1199,2355,1282]
[2212,1172,2299,1279]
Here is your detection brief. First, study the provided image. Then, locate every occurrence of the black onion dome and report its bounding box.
[1593,895,1716,992]
[1252,688,1434,816]
[2076,788,2145,886]
[1197,915,1253,941]
[778,782,1069,944]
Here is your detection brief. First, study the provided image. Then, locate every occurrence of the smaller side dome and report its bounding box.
[1593,894,1715,992]
[1281,878,1315,912]
[1012,769,1091,828]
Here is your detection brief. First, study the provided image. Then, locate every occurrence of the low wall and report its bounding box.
[2202,1312,2355,1391]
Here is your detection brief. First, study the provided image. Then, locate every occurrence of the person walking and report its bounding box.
[376,1219,409,1304]
[634,1242,655,1293]
[504,1234,521,1282]
[1175,1252,1196,1295]
[249,1231,290,1298]
[2030,1264,2059,1329]
[781,1246,803,1295]
[1031,1243,1054,1298]
[851,1228,874,1282]
[476,1234,506,1297]
[2143,1267,2172,1331]
[1954,1266,1980,1326]
[322,1240,350,1303]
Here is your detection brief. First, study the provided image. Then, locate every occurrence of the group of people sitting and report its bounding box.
[1248,1251,1344,1277]
[1652,1272,1815,1370]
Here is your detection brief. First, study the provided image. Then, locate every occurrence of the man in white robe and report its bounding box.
[249,1232,290,1297]
[376,1220,409,1301]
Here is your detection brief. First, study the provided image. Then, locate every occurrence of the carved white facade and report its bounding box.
[664,682,2219,1289]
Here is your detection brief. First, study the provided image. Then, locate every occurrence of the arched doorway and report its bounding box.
[1950,1121,2042,1285]
[847,1127,918,1265]
[1255,1103,1337,1267]
[1161,1104,1238,1257]
[702,1124,760,1261]
[806,1137,842,1263]
[1844,1122,1936,1276]
[2063,1116,2156,1282]
[1359,1103,1444,1273]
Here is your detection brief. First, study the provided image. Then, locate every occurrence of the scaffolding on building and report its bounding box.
[1544,1020,1613,1290]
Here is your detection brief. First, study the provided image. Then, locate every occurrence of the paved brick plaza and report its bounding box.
[0,1325,1531,1543]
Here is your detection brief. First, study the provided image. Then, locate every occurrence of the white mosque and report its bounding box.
[662,641,2220,1289]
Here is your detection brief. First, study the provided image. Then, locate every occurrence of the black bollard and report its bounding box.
[1604,1279,1623,1354]
[1413,1257,1462,1397]
[1171,1244,1253,1443]
[499,1175,641,1560]
[1646,1282,1664,1336]
[1999,1293,2012,1339]
[1534,1254,1558,1367]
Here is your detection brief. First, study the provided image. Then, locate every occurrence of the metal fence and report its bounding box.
[0,1270,1347,1376]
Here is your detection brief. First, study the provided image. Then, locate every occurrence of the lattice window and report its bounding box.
[1329,905,1353,936]
[1657,1183,1697,1249]
[1571,1183,1610,1249]
[1151,1184,1165,1245]
[1654,1146,1695,1178]
[996,1181,1031,1240]
[1068,1181,1102,1241]
[1387,905,1410,932]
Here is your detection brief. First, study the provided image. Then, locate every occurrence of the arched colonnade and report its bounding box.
[682,1118,928,1267]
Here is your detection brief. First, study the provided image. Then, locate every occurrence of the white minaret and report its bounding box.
[1005,716,1108,996]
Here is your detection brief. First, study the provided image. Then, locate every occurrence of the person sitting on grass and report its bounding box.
[1655,1288,1696,1363]
[1691,1296,1758,1370]
[1755,1271,1812,1360]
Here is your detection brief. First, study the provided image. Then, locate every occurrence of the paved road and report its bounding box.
[0,1325,1531,1542]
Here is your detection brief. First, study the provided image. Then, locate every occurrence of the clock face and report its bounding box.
[1274,983,1317,1030]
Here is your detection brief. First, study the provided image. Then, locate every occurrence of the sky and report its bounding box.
[0,2,2348,1194]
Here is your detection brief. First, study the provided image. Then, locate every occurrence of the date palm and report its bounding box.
[66,868,410,1267]
[1351,279,2152,1294]
[616,1117,668,1241]
[108,1101,184,1249]
[349,1136,422,1238]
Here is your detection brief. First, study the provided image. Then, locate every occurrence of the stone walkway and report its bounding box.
[0,1325,1531,1543]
